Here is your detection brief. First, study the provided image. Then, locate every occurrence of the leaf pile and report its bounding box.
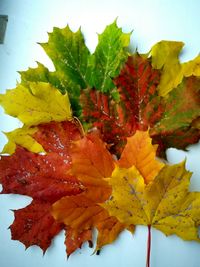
[0,20,200,261]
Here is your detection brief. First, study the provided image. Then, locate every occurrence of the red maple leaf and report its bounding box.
[0,121,87,253]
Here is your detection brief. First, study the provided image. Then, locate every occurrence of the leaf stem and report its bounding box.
[146,225,151,267]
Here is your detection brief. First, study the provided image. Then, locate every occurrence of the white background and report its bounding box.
[0,0,200,266]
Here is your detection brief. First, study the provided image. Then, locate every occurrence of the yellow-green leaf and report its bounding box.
[0,82,72,126]
[2,127,45,155]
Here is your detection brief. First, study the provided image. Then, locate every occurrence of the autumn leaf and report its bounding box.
[52,133,126,254]
[52,191,122,254]
[183,54,200,77]
[0,82,72,126]
[70,133,115,186]
[0,81,73,154]
[10,199,92,256]
[0,121,83,252]
[41,20,130,94]
[80,89,127,155]
[103,161,200,241]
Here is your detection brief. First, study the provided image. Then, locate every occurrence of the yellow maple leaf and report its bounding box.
[0,82,72,126]
[103,161,200,242]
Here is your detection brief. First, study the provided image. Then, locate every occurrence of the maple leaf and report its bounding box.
[80,89,127,155]
[103,161,200,242]
[82,51,200,157]
[0,121,83,252]
[0,121,82,201]
[149,41,184,96]
[52,133,126,254]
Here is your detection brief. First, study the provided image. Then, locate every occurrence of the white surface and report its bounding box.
[0,0,200,266]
